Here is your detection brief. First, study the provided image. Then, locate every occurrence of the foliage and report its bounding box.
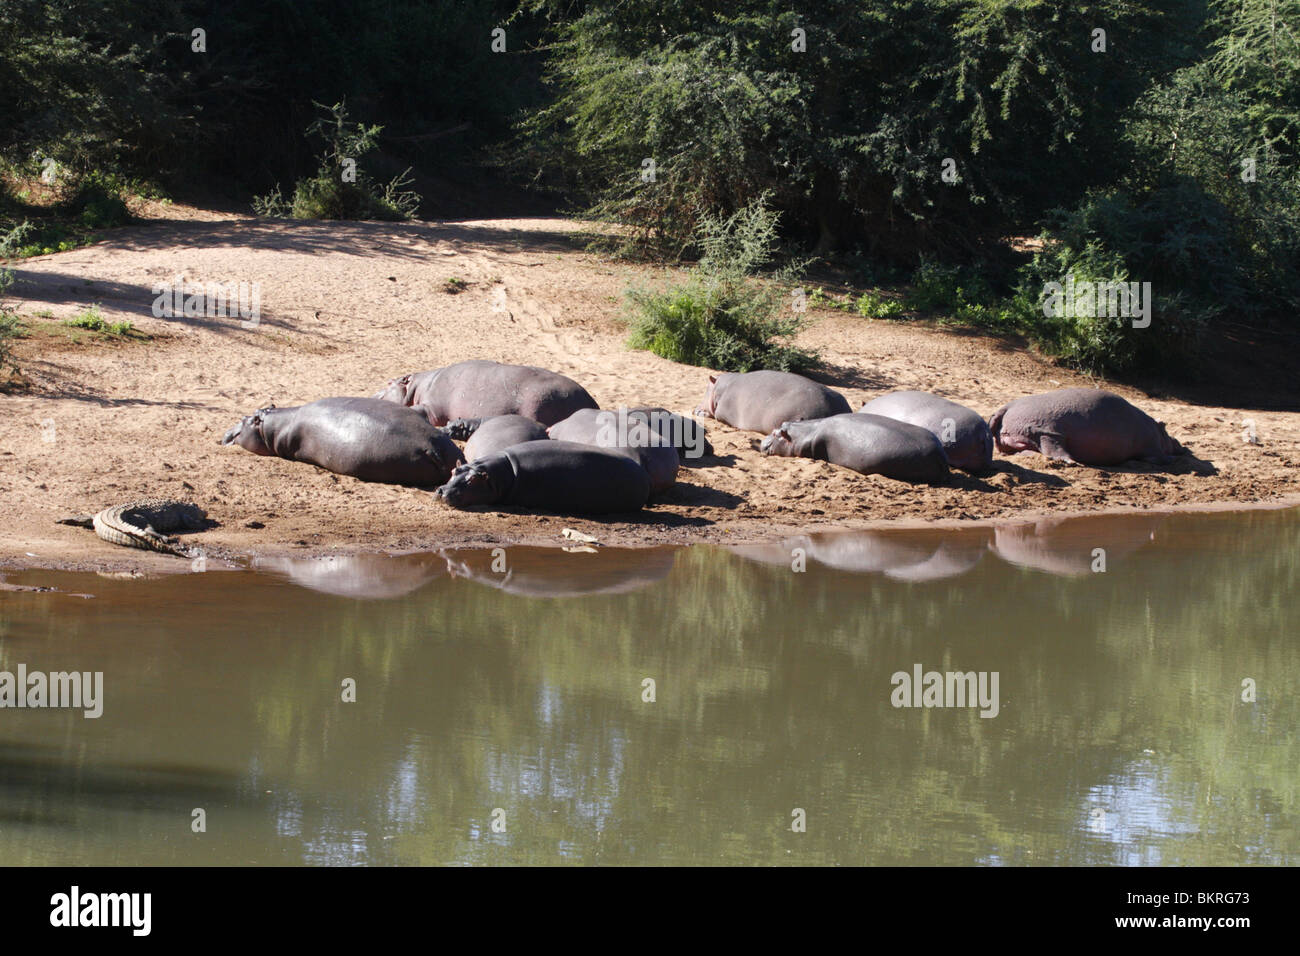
[63,305,134,336]
[0,267,19,373]
[854,292,905,319]
[253,102,421,221]
[516,0,1199,259]
[622,199,816,371]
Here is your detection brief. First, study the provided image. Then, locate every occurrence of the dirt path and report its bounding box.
[3,214,1298,573]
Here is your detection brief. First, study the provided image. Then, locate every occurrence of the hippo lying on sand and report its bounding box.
[623,406,712,459]
[988,388,1185,466]
[696,370,851,434]
[221,397,463,486]
[860,390,993,473]
[447,414,549,462]
[436,440,651,514]
[547,408,679,493]
[374,360,598,427]
[761,412,950,483]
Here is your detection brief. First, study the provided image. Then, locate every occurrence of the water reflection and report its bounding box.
[992,515,1162,577]
[441,546,677,598]
[254,552,446,599]
[730,517,1162,581]
[0,508,1296,865]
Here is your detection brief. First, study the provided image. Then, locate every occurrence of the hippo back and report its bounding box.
[860,390,993,472]
[714,370,852,434]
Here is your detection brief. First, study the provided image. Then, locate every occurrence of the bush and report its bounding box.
[623,199,816,372]
[67,172,132,228]
[854,292,905,319]
[64,306,133,335]
[0,269,20,373]
[253,102,420,222]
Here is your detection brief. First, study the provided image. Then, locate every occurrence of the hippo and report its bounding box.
[436,440,651,514]
[374,360,598,427]
[760,412,950,483]
[860,390,993,473]
[695,370,851,434]
[221,397,463,486]
[623,406,712,459]
[988,388,1185,466]
[546,408,679,493]
[446,414,550,462]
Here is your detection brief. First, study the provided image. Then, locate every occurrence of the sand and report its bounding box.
[3,211,1298,574]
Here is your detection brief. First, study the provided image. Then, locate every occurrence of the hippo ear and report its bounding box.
[708,374,718,384]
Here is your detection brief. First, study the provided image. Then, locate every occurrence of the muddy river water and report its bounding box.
[1,508,1296,865]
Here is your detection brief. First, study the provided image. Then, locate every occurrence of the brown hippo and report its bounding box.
[374,360,598,427]
[760,412,950,483]
[860,391,993,473]
[436,440,651,514]
[695,370,851,434]
[546,408,679,493]
[447,414,549,462]
[221,397,464,486]
[988,388,1185,466]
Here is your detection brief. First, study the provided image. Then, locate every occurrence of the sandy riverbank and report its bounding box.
[3,213,1298,574]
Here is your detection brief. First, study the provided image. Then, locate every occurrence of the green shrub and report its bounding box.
[254,102,420,222]
[63,306,133,336]
[623,199,816,372]
[1,269,22,373]
[854,292,905,318]
[68,172,131,228]
[904,260,997,312]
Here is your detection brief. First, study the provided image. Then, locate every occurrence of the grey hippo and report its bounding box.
[988,388,1185,466]
[221,397,463,486]
[860,390,993,473]
[760,412,951,483]
[446,414,550,462]
[695,370,851,434]
[374,360,598,427]
[546,408,679,493]
[436,440,651,514]
[622,406,712,459]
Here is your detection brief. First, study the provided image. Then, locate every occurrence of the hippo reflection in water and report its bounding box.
[440,546,677,598]
[729,528,989,582]
[254,553,447,599]
[991,515,1163,577]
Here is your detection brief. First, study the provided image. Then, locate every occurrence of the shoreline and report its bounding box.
[5,496,1298,578]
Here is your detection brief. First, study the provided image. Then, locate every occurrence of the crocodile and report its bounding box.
[57,499,209,557]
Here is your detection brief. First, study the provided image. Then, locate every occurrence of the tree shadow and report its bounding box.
[8,269,295,335]
[805,360,896,391]
[78,216,586,261]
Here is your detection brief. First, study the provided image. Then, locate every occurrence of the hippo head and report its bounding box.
[436,461,500,508]
[373,373,413,405]
[759,425,795,457]
[220,407,276,455]
[694,374,720,419]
